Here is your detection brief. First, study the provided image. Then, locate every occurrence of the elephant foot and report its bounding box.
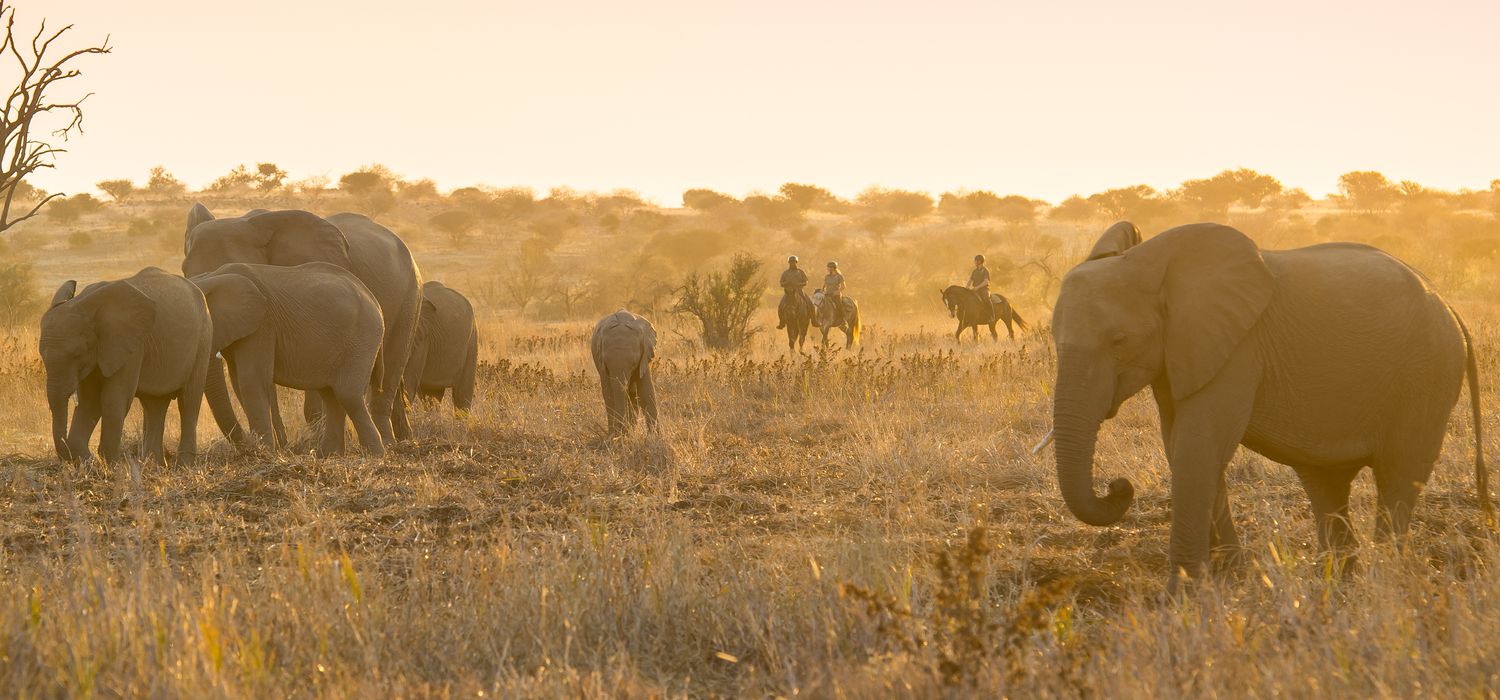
[1209,544,1248,577]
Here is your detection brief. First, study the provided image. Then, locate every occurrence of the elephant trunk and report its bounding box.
[204,355,247,446]
[46,375,75,463]
[1053,353,1134,526]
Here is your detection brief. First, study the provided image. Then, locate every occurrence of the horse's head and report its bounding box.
[941,287,959,318]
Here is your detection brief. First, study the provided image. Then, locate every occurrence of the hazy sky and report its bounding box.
[28,0,1500,204]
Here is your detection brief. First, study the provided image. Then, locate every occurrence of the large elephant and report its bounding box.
[591,310,659,435]
[193,262,386,456]
[182,206,423,444]
[39,268,212,465]
[1046,221,1487,585]
[403,281,478,411]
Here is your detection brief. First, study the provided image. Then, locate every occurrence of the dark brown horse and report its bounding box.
[776,289,814,352]
[941,285,1027,341]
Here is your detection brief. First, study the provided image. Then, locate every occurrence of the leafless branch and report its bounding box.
[0,0,110,233]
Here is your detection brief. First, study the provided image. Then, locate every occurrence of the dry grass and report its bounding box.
[1,200,1499,696]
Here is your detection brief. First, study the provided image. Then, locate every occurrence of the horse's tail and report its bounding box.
[1012,305,1028,332]
[850,303,862,346]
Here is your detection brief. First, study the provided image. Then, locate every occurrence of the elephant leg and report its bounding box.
[176,358,207,465]
[139,396,171,466]
[638,370,659,432]
[66,376,104,462]
[269,398,289,450]
[302,390,324,424]
[453,341,478,412]
[1209,471,1243,572]
[234,366,277,451]
[602,376,628,435]
[391,383,413,442]
[336,383,385,457]
[205,355,248,448]
[1372,458,1434,544]
[316,388,348,457]
[626,378,641,427]
[97,380,135,465]
[1295,465,1361,564]
[1163,371,1257,588]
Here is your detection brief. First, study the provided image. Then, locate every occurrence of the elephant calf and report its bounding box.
[40,268,213,465]
[403,281,478,411]
[193,262,386,457]
[590,310,659,436]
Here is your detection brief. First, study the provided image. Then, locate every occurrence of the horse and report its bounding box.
[776,288,814,352]
[940,285,1028,341]
[812,289,861,349]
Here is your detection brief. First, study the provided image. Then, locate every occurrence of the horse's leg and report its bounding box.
[989,322,998,341]
[954,321,963,342]
[1005,314,1015,340]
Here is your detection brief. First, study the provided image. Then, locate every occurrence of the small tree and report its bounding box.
[743,194,803,229]
[0,259,39,327]
[674,253,765,351]
[254,162,287,192]
[779,182,843,212]
[339,165,398,215]
[682,188,738,211]
[858,187,933,223]
[145,166,185,198]
[1336,170,1398,214]
[96,178,134,203]
[46,192,101,224]
[1049,195,1097,223]
[430,209,477,247]
[502,238,554,315]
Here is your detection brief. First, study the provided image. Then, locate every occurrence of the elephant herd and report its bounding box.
[40,206,479,464]
[34,213,1496,588]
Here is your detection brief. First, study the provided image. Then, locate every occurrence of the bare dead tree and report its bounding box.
[0,2,110,233]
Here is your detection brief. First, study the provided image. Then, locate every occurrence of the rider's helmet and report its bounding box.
[974,254,986,264]
[827,261,839,269]
[788,255,799,264]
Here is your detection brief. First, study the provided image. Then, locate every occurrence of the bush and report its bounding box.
[0,261,39,327]
[674,253,765,351]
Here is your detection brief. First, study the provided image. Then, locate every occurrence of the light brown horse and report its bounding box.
[813,289,861,349]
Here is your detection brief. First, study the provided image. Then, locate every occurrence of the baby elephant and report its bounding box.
[193,262,386,457]
[590,310,659,435]
[403,281,478,411]
[39,267,213,465]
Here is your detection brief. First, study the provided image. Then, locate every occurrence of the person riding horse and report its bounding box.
[969,254,995,322]
[823,261,846,324]
[777,255,812,330]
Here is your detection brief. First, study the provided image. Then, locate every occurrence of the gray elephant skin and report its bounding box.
[591,310,659,435]
[39,267,213,465]
[1049,221,1486,585]
[181,206,422,444]
[403,281,478,411]
[194,262,387,457]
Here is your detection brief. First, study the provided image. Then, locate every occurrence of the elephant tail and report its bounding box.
[1460,316,1492,519]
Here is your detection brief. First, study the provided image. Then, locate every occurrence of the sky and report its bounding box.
[24,0,1500,205]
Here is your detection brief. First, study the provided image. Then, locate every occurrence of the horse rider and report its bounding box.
[777,255,811,329]
[823,261,846,323]
[969,254,995,321]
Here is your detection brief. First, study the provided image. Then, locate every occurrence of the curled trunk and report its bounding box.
[1052,359,1134,526]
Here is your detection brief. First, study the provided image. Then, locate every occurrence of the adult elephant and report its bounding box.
[404,281,479,411]
[39,268,212,465]
[1043,221,1487,587]
[591,310,659,436]
[194,262,386,456]
[182,205,422,444]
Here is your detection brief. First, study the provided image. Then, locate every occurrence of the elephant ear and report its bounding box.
[1086,221,1142,261]
[1144,224,1274,400]
[185,203,216,255]
[50,280,77,308]
[245,210,353,269]
[92,283,156,377]
[197,274,268,352]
